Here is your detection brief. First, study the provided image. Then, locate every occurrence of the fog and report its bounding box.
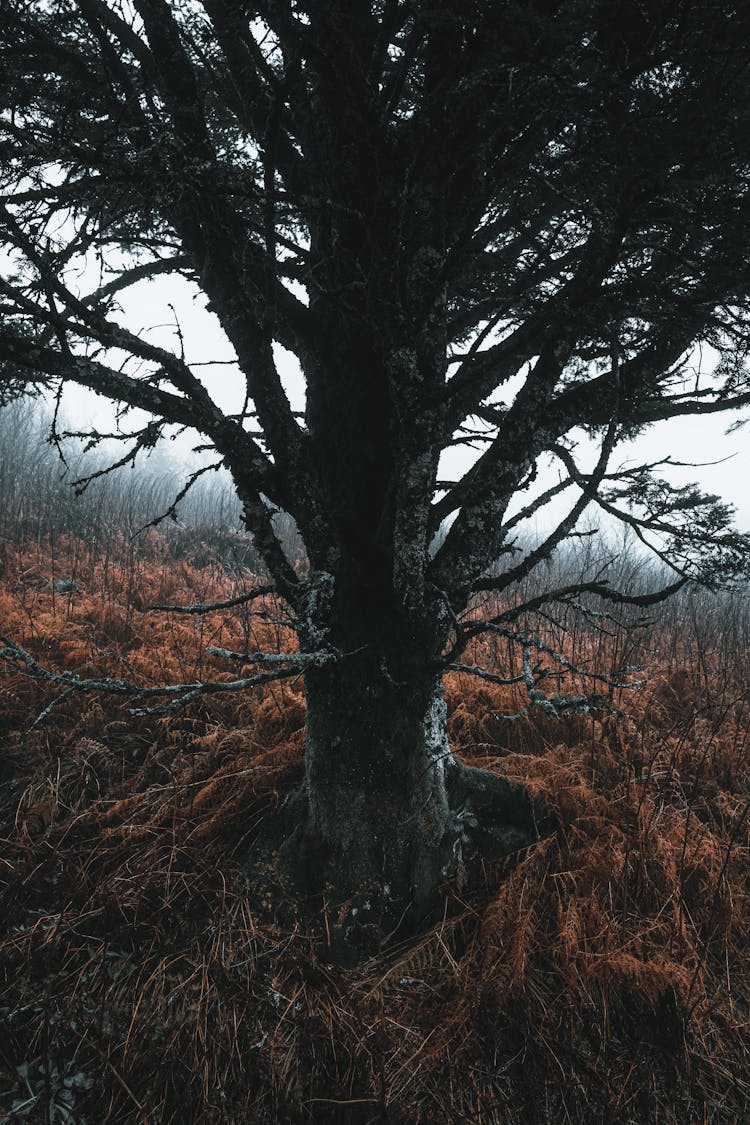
[53,270,750,536]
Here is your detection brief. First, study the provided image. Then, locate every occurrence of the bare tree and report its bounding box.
[2,1,750,956]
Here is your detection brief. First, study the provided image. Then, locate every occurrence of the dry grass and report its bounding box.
[1,532,749,1122]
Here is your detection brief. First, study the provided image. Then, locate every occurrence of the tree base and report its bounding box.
[245,754,550,966]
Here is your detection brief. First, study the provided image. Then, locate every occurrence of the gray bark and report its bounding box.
[251,652,542,962]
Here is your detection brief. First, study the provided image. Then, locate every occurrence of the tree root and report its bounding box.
[243,754,552,964]
[444,755,552,860]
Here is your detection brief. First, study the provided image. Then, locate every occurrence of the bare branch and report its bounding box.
[82,255,193,305]
[148,584,277,615]
[471,576,688,611]
[0,633,339,721]
[445,663,526,687]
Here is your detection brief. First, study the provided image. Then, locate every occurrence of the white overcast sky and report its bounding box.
[56,271,750,534]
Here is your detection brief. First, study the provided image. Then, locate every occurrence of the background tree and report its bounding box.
[2,0,750,954]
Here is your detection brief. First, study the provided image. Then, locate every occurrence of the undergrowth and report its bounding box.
[1,528,749,1123]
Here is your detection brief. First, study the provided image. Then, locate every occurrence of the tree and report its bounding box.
[2,0,750,957]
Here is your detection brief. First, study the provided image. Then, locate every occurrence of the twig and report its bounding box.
[149,584,277,614]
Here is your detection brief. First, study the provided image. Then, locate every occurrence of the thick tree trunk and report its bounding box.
[257,649,543,962]
[300,661,453,915]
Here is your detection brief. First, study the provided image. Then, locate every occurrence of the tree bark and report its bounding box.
[255,646,543,963]
[300,661,453,910]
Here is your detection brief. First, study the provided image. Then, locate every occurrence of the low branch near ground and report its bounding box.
[444,663,526,687]
[441,606,648,722]
[205,647,333,665]
[148,584,277,614]
[0,634,338,719]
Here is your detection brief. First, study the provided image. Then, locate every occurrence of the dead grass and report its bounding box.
[1,532,749,1122]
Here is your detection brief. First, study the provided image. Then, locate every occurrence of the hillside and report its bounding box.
[1,430,749,1122]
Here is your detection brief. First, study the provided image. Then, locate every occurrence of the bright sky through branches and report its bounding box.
[56,272,750,534]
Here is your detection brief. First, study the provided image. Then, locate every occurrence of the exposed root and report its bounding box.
[242,754,550,966]
[445,754,552,859]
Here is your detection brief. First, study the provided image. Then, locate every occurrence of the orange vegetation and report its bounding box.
[1,528,749,1122]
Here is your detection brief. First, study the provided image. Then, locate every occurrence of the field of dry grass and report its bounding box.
[1,434,749,1121]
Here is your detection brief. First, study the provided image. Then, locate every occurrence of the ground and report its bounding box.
[1,528,749,1123]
